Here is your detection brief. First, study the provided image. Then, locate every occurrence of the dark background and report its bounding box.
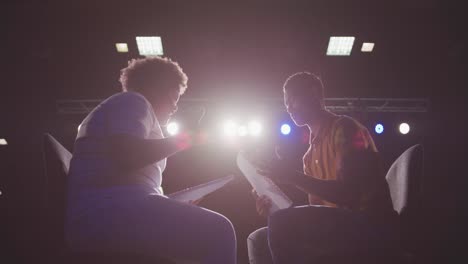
[1,0,467,263]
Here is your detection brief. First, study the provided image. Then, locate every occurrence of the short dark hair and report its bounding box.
[119,56,188,95]
[283,71,324,100]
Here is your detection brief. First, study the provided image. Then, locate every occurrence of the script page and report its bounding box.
[237,152,292,213]
[168,174,235,203]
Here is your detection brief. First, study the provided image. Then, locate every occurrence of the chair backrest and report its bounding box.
[42,133,72,248]
[385,144,423,251]
[385,144,423,215]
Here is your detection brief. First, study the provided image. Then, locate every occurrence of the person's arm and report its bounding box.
[101,93,203,171]
[251,189,273,218]
[256,161,356,206]
[287,170,357,207]
[106,132,193,171]
[293,149,381,207]
[259,149,378,208]
[258,117,377,207]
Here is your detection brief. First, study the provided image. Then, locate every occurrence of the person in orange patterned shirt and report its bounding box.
[247,72,399,264]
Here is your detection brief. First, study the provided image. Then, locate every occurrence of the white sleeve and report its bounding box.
[106,93,154,139]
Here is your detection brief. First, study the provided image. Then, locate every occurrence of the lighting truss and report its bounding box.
[323,98,429,113]
[56,98,429,115]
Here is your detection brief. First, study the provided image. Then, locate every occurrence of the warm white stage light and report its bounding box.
[247,121,262,136]
[115,43,129,53]
[237,125,248,137]
[223,120,238,137]
[361,42,375,52]
[167,122,179,136]
[399,123,410,135]
[0,138,7,145]
[136,36,164,56]
[326,36,355,56]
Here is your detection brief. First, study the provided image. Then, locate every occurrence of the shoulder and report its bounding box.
[333,115,377,151]
[110,92,150,107]
[104,92,154,124]
[329,115,358,140]
[334,115,363,132]
[106,92,153,115]
[333,115,373,137]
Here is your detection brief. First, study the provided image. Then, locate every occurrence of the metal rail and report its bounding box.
[57,97,429,114]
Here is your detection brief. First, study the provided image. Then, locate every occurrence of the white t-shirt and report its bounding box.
[67,92,166,209]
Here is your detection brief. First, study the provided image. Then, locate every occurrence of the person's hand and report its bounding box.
[174,129,209,149]
[188,197,204,206]
[252,189,272,218]
[188,128,210,146]
[173,107,211,148]
[252,146,298,185]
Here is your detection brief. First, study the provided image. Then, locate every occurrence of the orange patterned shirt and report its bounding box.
[303,114,384,210]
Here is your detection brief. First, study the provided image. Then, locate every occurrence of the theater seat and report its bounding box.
[385,144,424,260]
[300,144,425,264]
[42,133,174,264]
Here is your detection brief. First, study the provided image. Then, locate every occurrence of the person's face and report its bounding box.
[284,89,322,127]
[153,88,180,125]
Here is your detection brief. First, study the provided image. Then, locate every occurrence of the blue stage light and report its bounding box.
[375,123,384,134]
[280,124,291,135]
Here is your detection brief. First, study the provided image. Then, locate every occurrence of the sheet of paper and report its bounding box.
[168,174,235,203]
[237,152,292,213]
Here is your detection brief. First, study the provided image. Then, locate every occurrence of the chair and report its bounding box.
[331,144,424,263]
[42,133,174,264]
[348,144,424,263]
[301,144,424,264]
[385,144,424,260]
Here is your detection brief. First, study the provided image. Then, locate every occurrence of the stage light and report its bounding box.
[115,43,129,53]
[326,36,355,56]
[399,123,410,135]
[374,123,384,134]
[167,122,179,136]
[280,124,291,135]
[247,121,262,136]
[0,138,7,145]
[361,42,375,52]
[136,36,164,56]
[223,120,238,137]
[238,125,248,137]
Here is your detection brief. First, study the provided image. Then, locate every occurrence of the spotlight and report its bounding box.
[136,36,164,56]
[247,121,262,136]
[238,125,248,137]
[167,122,179,136]
[361,42,375,52]
[0,138,7,145]
[280,124,291,135]
[223,120,238,137]
[326,36,355,56]
[374,123,384,134]
[399,123,410,135]
[115,43,129,53]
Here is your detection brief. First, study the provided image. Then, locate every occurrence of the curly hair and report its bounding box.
[119,56,188,95]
